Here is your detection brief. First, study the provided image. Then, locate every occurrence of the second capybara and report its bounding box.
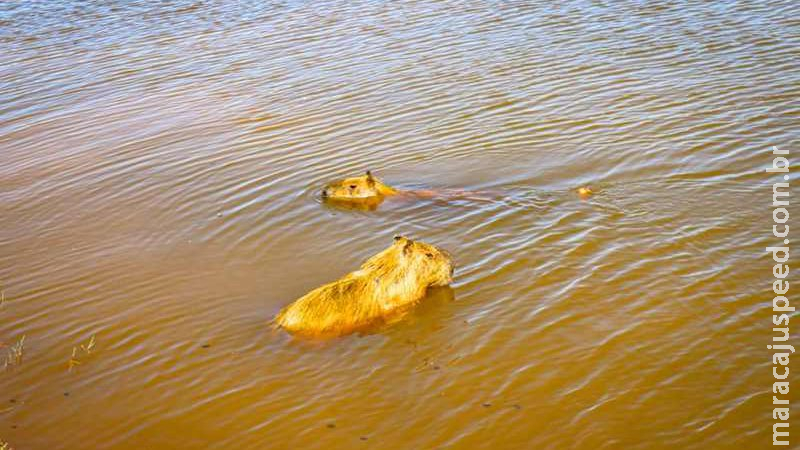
[274,236,454,337]
[321,171,599,205]
[321,170,398,200]
[320,170,494,206]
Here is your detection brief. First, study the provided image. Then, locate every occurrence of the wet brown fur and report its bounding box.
[274,236,453,337]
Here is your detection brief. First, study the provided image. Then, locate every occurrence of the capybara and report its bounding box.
[321,171,398,200]
[274,236,454,337]
[320,171,594,206]
[321,170,492,205]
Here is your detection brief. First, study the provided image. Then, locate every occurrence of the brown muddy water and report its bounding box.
[1,1,798,449]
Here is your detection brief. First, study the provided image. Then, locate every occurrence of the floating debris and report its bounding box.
[80,335,96,354]
[3,335,25,370]
[68,335,97,371]
[68,347,81,372]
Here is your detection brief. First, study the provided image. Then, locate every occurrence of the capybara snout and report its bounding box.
[274,235,454,337]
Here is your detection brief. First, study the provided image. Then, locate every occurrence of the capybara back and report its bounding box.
[275,236,453,337]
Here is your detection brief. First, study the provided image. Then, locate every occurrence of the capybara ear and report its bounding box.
[402,239,414,255]
[394,234,405,242]
[366,170,375,185]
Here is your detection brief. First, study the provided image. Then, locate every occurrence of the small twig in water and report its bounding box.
[68,347,81,372]
[3,336,23,370]
[68,335,97,372]
[4,335,25,369]
[80,334,96,354]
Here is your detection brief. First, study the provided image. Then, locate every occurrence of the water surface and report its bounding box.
[1,1,798,449]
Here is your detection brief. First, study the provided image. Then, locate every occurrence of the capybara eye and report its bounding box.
[349,185,357,189]
[426,253,434,258]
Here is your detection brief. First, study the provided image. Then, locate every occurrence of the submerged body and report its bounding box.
[275,236,454,337]
[320,171,493,207]
[320,171,594,210]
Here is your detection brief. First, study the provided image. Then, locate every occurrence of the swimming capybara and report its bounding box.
[274,236,454,337]
[320,170,493,206]
[321,171,398,200]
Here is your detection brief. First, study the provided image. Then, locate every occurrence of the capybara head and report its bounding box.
[365,235,454,287]
[321,171,397,200]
